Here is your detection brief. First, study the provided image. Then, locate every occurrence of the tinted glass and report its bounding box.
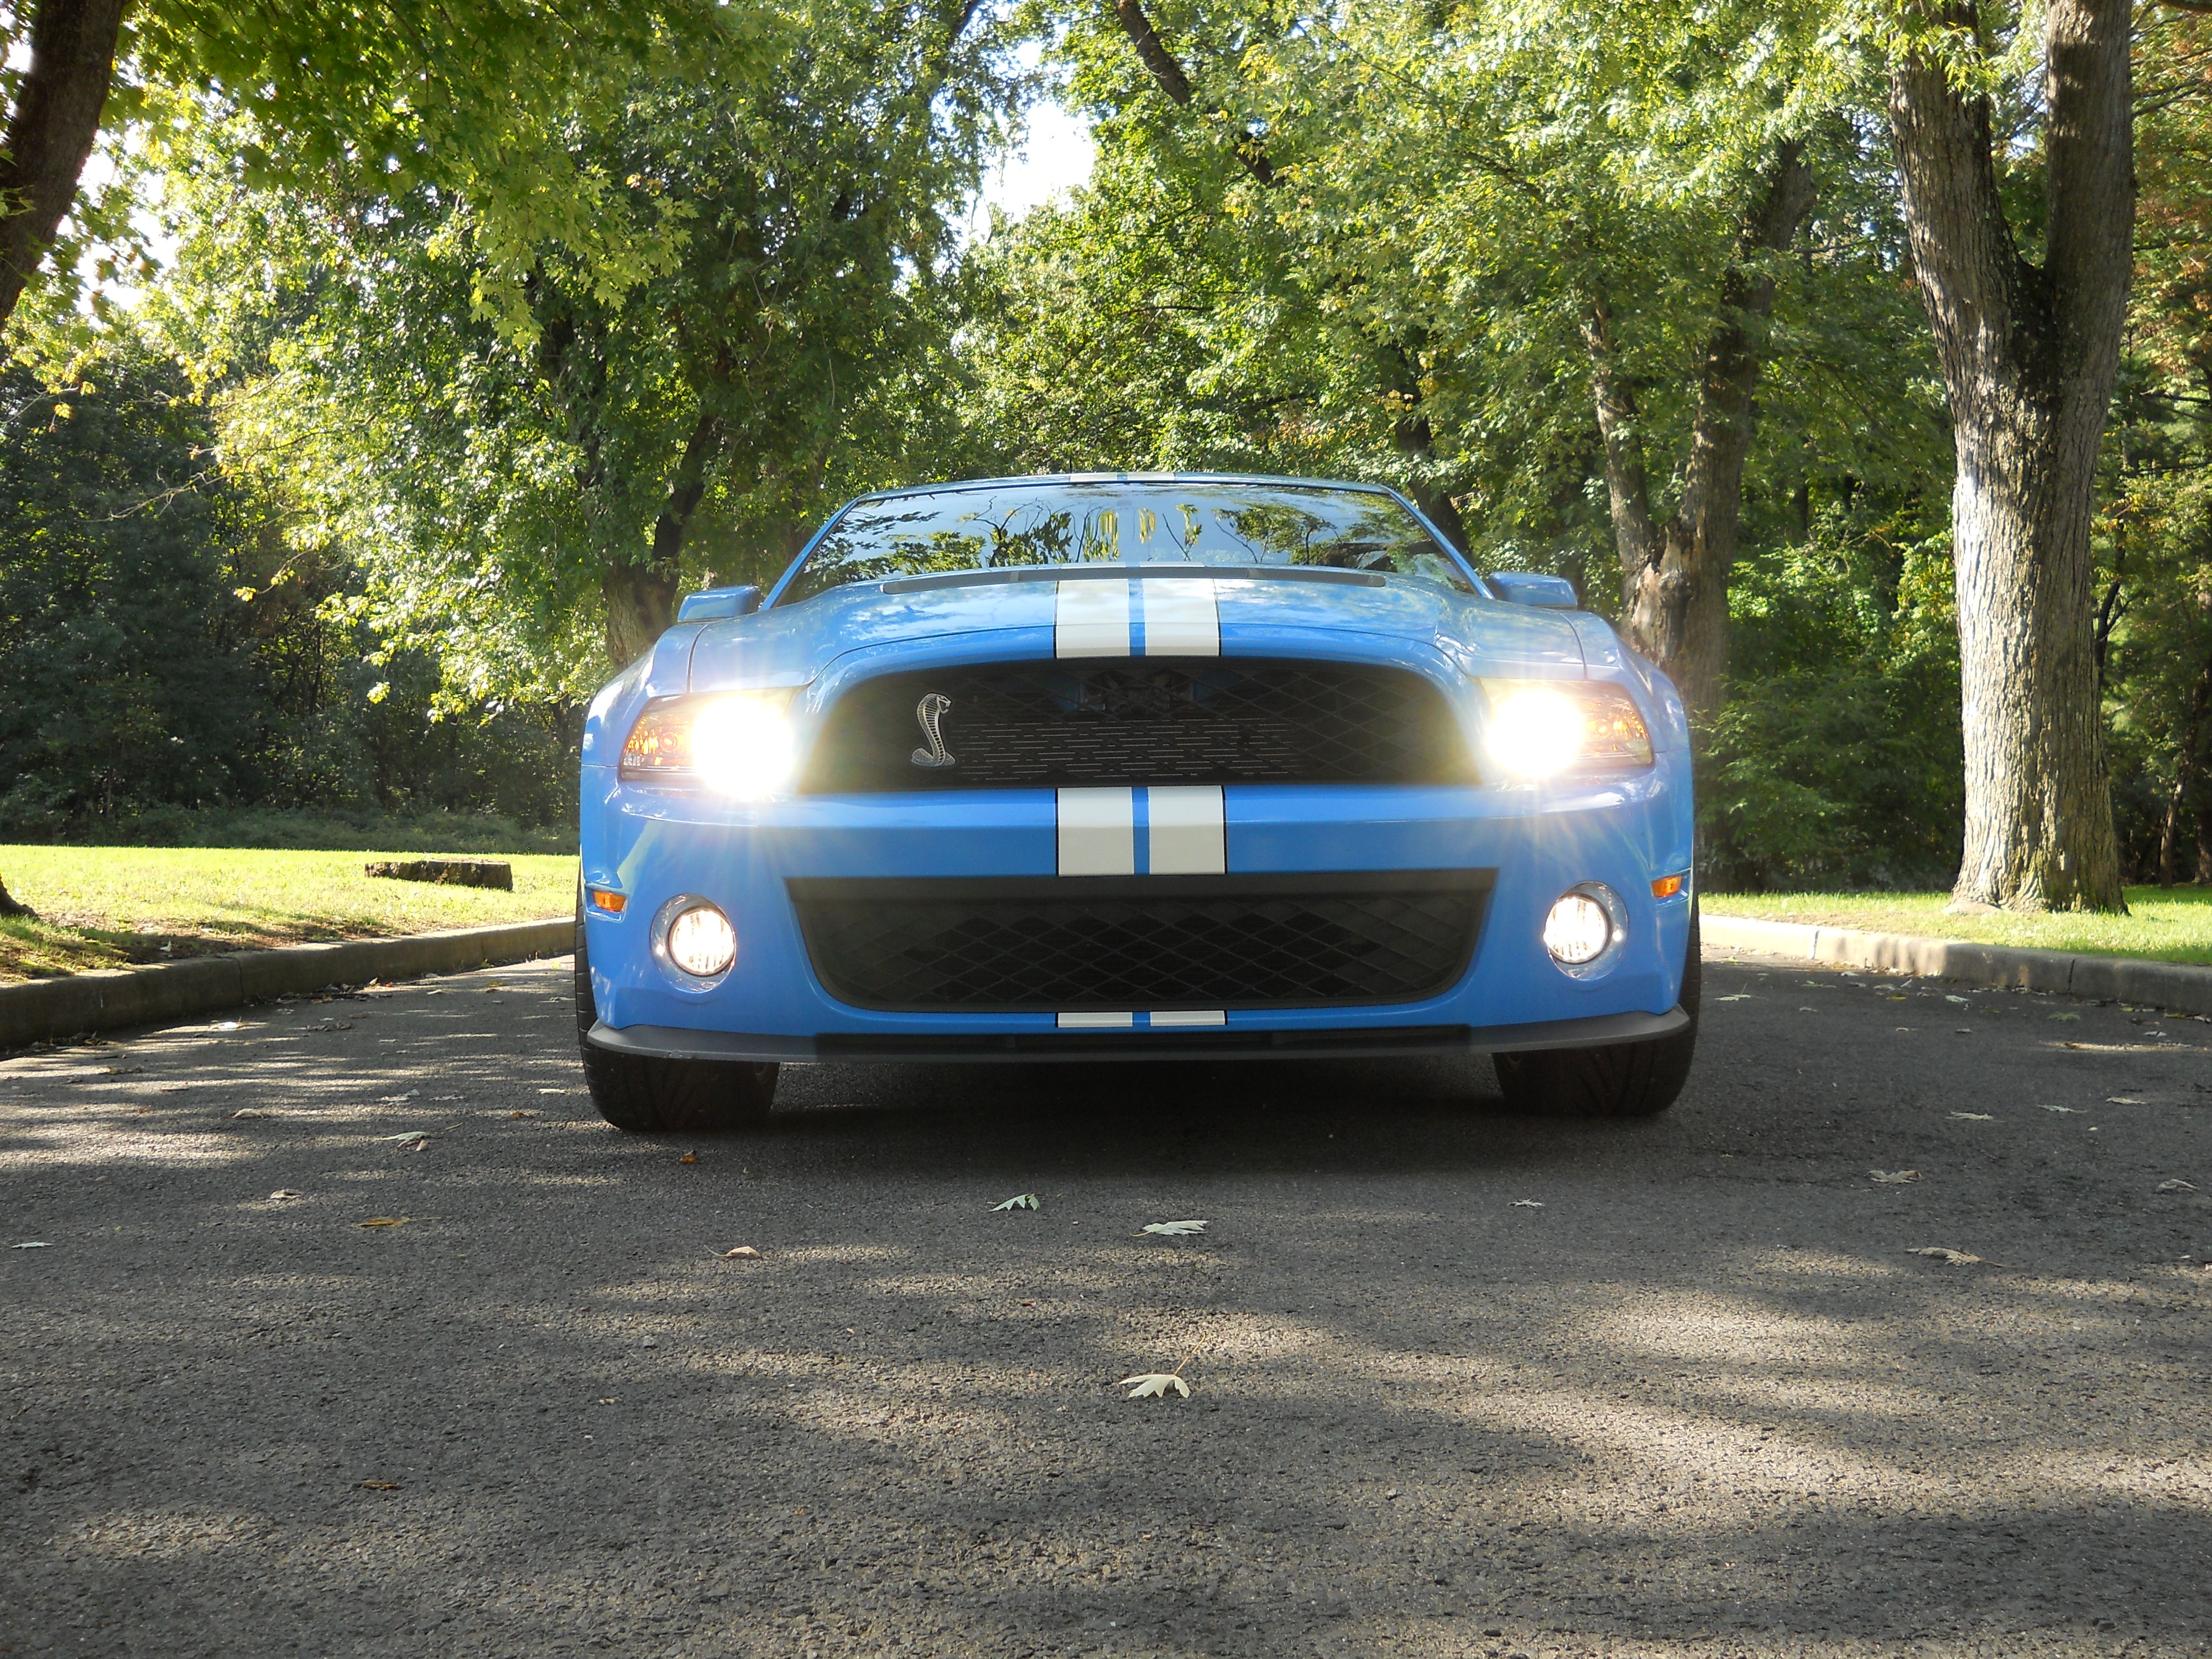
[777,481,1473,604]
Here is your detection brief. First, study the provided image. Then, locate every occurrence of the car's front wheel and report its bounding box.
[573,899,778,1133]
[1492,910,1700,1119]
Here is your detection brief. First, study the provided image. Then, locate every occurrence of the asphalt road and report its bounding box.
[3,948,2209,1659]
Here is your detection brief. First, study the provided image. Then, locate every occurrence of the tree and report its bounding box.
[1883,0,2134,911]
[154,2,1015,683]
[2,1,711,343]
[1021,2,1917,717]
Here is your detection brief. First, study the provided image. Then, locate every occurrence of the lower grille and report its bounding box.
[787,871,1491,1013]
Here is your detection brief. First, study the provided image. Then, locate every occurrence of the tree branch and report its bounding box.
[1111,1,1276,186]
[0,0,132,336]
[1113,0,1193,106]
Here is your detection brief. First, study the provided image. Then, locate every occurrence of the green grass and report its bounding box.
[1707,885,2212,967]
[0,845,576,983]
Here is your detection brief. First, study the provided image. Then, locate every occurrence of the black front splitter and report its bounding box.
[584,1007,1689,1066]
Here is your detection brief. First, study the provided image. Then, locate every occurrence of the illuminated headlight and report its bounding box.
[660,901,736,978]
[620,689,798,797]
[1543,883,1627,977]
[1478,680,1653,779]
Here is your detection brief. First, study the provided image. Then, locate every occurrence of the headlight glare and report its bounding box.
[1478,680,1653,779]
[620,688,798,797]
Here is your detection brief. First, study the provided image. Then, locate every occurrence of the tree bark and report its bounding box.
[1887,0,2131,912]
[0,0,131,336]
[1584,143,1815,718]
[602,413,722,666]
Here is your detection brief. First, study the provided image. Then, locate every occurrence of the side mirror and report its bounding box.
[677,585,764,623]
[1488,571,1579,609]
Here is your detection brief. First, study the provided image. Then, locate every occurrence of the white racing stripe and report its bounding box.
[1145,785,1225,875]
[1057,1011,1134,1029]
[1141,578,1219,656]
[1149,1009,1226,1027]
[1055,580,1131,658]
[1057,786,1136,875]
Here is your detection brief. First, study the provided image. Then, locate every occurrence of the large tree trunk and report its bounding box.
[1886,0,2132,912]
[602,413,722,666]
[1585,144,1815,718]
[0,0,131,337]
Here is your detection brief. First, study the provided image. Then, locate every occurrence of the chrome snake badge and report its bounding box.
[910,691,956,769]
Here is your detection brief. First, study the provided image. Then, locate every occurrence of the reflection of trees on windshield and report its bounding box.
[781,484,1472,603]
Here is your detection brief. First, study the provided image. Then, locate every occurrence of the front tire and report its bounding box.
[1493,910,1700,1119]
[573,899,778,1133]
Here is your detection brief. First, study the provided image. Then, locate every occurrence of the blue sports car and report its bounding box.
[573,474,1698,1131]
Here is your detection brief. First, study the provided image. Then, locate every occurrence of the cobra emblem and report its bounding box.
[910,692,956,768]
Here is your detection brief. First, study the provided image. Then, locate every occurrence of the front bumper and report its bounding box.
[587,1006,1690,1065]
[580,759,1695,1048]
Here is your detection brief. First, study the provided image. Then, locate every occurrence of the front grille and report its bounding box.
[787,871,1491,1013]
[801,658,1473,791]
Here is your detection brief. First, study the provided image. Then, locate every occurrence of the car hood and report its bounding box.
[685,570,1588,690]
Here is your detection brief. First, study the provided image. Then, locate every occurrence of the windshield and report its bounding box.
[775,479,1473,605]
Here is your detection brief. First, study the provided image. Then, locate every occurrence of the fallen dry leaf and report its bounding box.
[358,1479,401,1491]
[2041,1104,2083,1114]
[679,1152,697,1164]
[268,1189,303,1201]
[719,1245,760,1258]
[396,1136,431,1154]
[1715,994,1756,1002]
[354,1217,409,1228]
[992,1193,1040,1212]
[508,1110,537,1119]
[1120,1372,1191,1400]
[1511,1199,1545,1208]
[1949,1112,1996,1121]
[2107,1096,2146,1105]
[2158,1179,2199,1193]
[12,1241,51,1250]
[1869,1170,1922,1185]
[229,1109,267,1120]
[1140,1220,1207,1237]
[1907,1246,1987,1265]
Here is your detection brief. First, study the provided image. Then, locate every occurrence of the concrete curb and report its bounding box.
[1703,913,2212,1018]
[0,919,573,1051]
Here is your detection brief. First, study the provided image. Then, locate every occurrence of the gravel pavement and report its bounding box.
[3,950,2209,1658]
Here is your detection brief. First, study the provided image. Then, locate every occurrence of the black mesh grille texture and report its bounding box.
[787,872,1490,1013]
[802,658,1473,791]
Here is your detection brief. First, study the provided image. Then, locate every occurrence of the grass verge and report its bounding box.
[0,846,576,983]
[1707,886,2212,968]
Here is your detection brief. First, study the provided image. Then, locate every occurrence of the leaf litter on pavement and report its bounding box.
[1908,1246,1996,1266]
[1869,1170,1922,1185]
[992,1193,1039,1211]
[1139,1219,1207,1237]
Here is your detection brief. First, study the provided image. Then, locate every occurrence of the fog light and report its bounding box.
[1544,893,1612,964]
[1543,882,1627,978]
[664,904,736,978]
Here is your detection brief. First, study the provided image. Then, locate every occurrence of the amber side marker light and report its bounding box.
[1650,874,1687,899]
[589,890,628,914]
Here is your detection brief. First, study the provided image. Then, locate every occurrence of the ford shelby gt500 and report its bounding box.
[574,474,1698,1131]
